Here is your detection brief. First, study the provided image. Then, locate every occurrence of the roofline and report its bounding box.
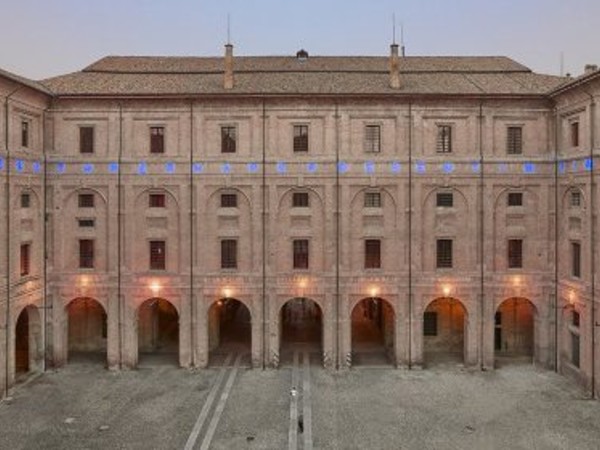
[0,68,53,96]
[549,69,600,96]
[81,69,532,75]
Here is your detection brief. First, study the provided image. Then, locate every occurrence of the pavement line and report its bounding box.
[302,351,313,450]
[288,351,299,450]
[199,353,243,450]
[183,353,233,450]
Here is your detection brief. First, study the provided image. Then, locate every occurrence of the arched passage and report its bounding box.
[494,298,536,366]
[280,298,322,363]
[138,298,179,365]
[351,297,395,365]
[67,298,107,364]
[208,298,251,364]
[423,297,467,367]
[15,305,42,376]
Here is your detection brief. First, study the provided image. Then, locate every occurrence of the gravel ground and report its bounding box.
[0,362,599,450]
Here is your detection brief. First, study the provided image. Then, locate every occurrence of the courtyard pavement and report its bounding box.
[1,356,599,449]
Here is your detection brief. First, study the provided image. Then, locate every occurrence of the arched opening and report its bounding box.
[351,297,395,365]
[15,305,42,377]
[494,298,535,367]
[423,297,466,367]
[280,297,322,364]
[67,298,107,364]
[138,298,179,366]
[208,298,251,365]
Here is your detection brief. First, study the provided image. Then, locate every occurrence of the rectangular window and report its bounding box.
[365,239,381,269]
[364,125,381,153]
[507,192,523,206]
[149,194,166,208]
[572,310,580,328]
[364,192,382,208]
[570,122,579,147]
[21,121,29,148]
[221,239,237,269]
[78,194,95,208]
[78,219,95,228]
[571,332,580,368]
[423,312,438,336]
[79,126,94,154]
[571,191,581,207]
[221,193,238,208]
[21,193,30,208]
[508,239,523,268]
[221,126,237,153]
[507,126,523,155]
[293,239,309,269]
[436,192,453,207]
[293,125,309,153]
[437,125,452,153]
[79,239,94,269]
[20,244,30,276]
[572,242,581,278]
[436,239,453,268]
[292,192,309,208]
[149,240,166,270]
[150,126,165,154]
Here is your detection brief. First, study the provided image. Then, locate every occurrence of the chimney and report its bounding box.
[584,64,598,75]
[224,44,234,89]
[389,43,401,89]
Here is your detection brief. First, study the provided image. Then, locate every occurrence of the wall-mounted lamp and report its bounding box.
[150,280,161,296]
[222,287,232,300]
[443,285,452,297]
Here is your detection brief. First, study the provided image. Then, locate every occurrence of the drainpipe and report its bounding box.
[335,102,340,370]
[478,101,485,370]
[4,86,22,397]
[117,103,123,369]
[261,99,266,369]
[553,105,559,373]
[189,100,194,367]
[407,100,412,368]
[42,103,50,373]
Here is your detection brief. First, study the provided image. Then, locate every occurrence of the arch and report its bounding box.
[422,186,470,213]
[15,305,42,376]
[350,297,395,366]
[492,186,540,210]
[207,298,252,364]
[66,297,107,364]
[280,297,323,363]
[207,186,253,210]
[137,298,179,365]
[276,186,325,212]
[134,186,181,209]
[13,187,42,210]
[494,297,536,366]
[64,186,109,207]
[561,185,586,208]
[423,297,467,367]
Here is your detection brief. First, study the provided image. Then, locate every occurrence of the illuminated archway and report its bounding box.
[138,298,179,365]
[423,297,467,366]
[280,298,323,363]
[66,297,107,364]
[494,297,536,366]
[208,298,251,364]
[351,297,395,365]
[15,305,42,376]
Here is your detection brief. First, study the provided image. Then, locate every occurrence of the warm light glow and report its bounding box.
[569,291,575,304]
[369,286,379,298]
[443,285,451,297]
[150,280,161,296]
[512,275,521,287]
[298,278,308,290]
[80,275,89,288]
[222,287,232,299]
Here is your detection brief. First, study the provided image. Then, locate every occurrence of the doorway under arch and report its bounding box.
[280,297,322,364]
[351,297,395,366]
[15,305,42,377]
[138,298,179,366]
[208,298,251,365]
[423,297,467,367]
[494,297,536,367]
[67,297,107,364]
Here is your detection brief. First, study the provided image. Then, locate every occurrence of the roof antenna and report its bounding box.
[392,13,396,45]
[401,22,406,57]
[227,13,231,44]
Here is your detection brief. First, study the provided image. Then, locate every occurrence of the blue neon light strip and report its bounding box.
[82,163,94,174]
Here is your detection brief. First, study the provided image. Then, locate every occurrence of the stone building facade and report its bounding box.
[0,45,598,398]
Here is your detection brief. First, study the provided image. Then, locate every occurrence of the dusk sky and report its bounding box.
[3,0,599,80]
